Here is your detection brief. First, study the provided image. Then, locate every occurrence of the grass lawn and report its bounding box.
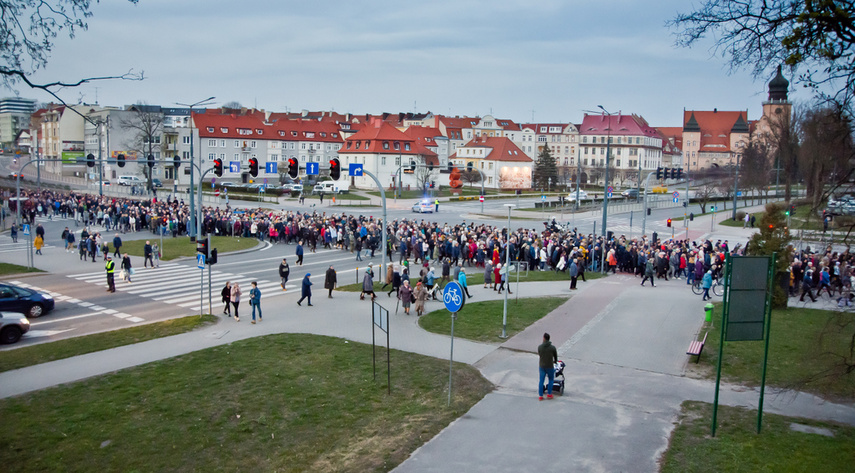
[117,236,259,261]
[0,333,493,472]
[336,266,604,292]
[718,204,826,231]
[660,401,855,473]
[0,314,217,373]
[695,303,855,401]
[419,296,569,342]
[0,263,43,276]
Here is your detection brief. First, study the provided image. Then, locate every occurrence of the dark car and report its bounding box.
[151,178,163,188]
[621,189,639,199]
[0,282,55,318]
[0,311,31,344]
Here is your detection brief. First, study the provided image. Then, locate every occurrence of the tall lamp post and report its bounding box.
[597,105,613,273]
[176,96,216,239]
[500,203,515,338]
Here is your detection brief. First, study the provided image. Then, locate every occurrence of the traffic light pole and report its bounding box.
[360,169,387,288]
[640,171,656,238]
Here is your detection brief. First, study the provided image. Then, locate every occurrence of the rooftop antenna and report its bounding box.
[414,100,417,113]
[93,87,99,105]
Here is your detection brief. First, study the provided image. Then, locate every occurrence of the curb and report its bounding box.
[171,240,270,262]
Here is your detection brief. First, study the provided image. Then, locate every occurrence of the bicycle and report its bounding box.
[691,278,724,297]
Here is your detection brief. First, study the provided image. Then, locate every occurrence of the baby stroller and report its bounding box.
[542,360,566,395]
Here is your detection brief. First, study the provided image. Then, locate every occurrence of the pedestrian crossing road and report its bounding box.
[68,263,295,312]
[0,240,56,254]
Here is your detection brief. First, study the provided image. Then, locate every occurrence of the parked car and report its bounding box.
[0,311,30,344]
[151,178,163,188]
[312,181,349,194]
[282,183,303,193]
[412,200,434,213]
[566,190,589,202]
[117,175,143,186]
[0,282,54,318]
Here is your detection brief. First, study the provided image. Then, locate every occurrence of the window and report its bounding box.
[381,157,386,165]
[616,160,621,167]
[220,140,226,147]
[234,154,239,160]
[270,154,278,161]
[220,153,226,160]
[404,143,410,151]
[250,141,257,148]
[355,142,360,150]
[220,128,228,133]
[301,143,306,150]
[206,127,214,133]
[365,141,370,148]
[208,139,216,147]
[255,129,263,135]
[537,136,547,142]
[394,142,400,150]
[234,140,239,148]
[208,153,216,161]
[539,126,547,133]
[395,156,401,166]
[238,128,251,135]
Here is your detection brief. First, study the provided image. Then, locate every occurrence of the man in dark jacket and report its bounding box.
[143,241,154,268]
[538,332,558,400]
[113,234,123,257]
[279,258,290,290]
[324,265,337,298]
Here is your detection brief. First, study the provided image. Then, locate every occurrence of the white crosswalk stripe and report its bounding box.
[67,262,294,310]
[0,241,56,254]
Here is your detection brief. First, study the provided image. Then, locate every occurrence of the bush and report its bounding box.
[735,210,746,222]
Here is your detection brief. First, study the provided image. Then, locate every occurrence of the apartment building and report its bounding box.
[448,136,533,189]
[578,113,663,189]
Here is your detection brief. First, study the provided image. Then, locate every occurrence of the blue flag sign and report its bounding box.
[229,161,240,173]
[349,163,364,177]
[306,162,319,175]
[442,281,465,313]
[265,162,277,174]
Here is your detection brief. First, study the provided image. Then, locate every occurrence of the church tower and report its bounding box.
[762,65,792,120]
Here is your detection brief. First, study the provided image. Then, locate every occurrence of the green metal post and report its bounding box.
[711,254,732,437]
[757,253,777,434]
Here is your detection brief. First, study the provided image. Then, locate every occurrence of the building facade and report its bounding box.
[578,113,663,188]
[448,136,533,189]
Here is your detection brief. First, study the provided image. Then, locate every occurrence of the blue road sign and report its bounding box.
[607,192,613,198]
[541,195,546,201]
[197,254,206,269]
[306,162,319,175]
[349,163,364,176]
[443,281,465,313]
[265,162,277,174]
[211,178,216,189]
[737,191,743,197]
[229,161,240,173]
[672,191,679,198]
[22,224,30,235]
[673,197,679,203]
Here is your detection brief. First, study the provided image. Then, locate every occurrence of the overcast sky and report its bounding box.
[4,0,808,127]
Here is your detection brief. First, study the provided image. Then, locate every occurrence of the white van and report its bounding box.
[117,175,143,186]
[312,181,348,194]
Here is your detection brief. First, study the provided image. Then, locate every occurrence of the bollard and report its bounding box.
[705,303,714,323]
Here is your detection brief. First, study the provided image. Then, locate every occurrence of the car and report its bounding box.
[151,178,163,188]
[282,183,303,193]
[0,311,30,344]
[117,175,143,186]
[412,201,434,213]
[0,282,55,318]
[566,190,589,202]
[621,189,639,199]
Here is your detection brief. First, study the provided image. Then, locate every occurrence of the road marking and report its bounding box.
[30,311,106,325]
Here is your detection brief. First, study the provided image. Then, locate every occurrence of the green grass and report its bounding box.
[420,297,569,342]
[0,263,43,276]
[0,333,493,472]
[116,236,259,261]
[0,314,217,373]
[696,303,855,401]
[661,401,855,473]
[718,204,825,230]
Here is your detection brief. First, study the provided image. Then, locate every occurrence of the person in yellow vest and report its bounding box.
[105,256,116,293]
[34,234,44,255]
[434,199,439,212]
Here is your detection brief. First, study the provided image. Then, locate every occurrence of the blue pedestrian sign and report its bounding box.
[349,163,364,177]
[22,224,30,236]
[306,162,319,175]
[229,161,240,173]
[265,162,277,174]
[197,254,206,269]
[541,195,546,202]
[442,281,465,313]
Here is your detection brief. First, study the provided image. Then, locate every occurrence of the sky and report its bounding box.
[4,0,812,127]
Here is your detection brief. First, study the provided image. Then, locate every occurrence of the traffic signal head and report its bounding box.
[196,238,209,259]
[689,213,694,221]
[785,209,790,216]
[676,168,684,179]
[86,153,95,167]
[667,218,672,227]
[208,248,218,265]
[213,158,223,177]
[117,153,125,168]
[288,158,298,178]
[147,154,155,168]
[248,158,258,177]
[656,167,662,180]
[173,155,181,169]
[664,168,671,179]
[329,158,341,180]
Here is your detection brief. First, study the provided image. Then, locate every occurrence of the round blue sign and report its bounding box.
[442,281,465,313]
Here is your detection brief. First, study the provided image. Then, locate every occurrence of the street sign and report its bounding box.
[479,195,484,203]
[263,178,268,184]
[673,197,679,203]
[214,189,220,197]
[265,162,278,174]
[607,191,613,199]
[443,281,465,313]
[607,186,613,193]
[541,195,546,202]
[306,162,319,175]
[196,254,205,269]
[737,191,743,197]
[672,191,679,198]
[22,224,30,235]
[349,163,364,176]
[229,161,240,173]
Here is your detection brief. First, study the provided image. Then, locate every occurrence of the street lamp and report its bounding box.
[501,203,515,338]
[597,105,613,273]
[175,96,216,239]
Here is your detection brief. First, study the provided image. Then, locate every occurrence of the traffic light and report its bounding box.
[667,218,672,227]
[329,158,341,180]
[690,213,694,221]
[647,208,651,216]
[288,158,298,178]
[196,238,209,259]
[790,204,796,215]
[711,206,716,212]
[411,160,416,172]
[663,168,671,179]
[208,248,218,265]
[117,153,125,168]
[785,209,790,216]
[147,154,155,168]
[248,158,258,177]
[213,158,223,177]
[86,153,95,167]
[173,155,181,169]
[676,168,683,179]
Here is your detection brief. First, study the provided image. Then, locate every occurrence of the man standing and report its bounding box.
[296,240,304,266]
[249,281,262,324]
[324,265,337,298]
[105,255,116,293]
[434,198,439,213]
[538,332,558,401]
[279,258,290,291]
[143,241,154,268]
[113,233,123,257]
[297,273,313,306]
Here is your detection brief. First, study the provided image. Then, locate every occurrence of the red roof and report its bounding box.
[683,110,751,153]
[450,136,532,162]
[193,111,343,142]
[580,113,659,138]
[342,119,437,163]
[656,127,683,151]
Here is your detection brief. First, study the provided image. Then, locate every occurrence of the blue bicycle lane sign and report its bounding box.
[443,281,465,313]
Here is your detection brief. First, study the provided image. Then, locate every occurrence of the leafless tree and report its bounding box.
[120,105,164,191]
[460,169,482,189]
[414,165,436,192]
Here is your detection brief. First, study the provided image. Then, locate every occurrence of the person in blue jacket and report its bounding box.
[702,270,713,301]
[458,267,473,298]
[249,281,262,323]
[298,273,313,306]
[296,240,304,265]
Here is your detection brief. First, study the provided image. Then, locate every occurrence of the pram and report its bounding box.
[542,360,566,395]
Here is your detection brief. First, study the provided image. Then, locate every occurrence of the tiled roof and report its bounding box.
[580,113,659,137]
[656,127,684,151]
[682,110,752,153]
[449,136,533,163]
[341,119,437,162]
[193,111,343,142]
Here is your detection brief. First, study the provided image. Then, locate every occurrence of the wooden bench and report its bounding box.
[687,332,708,363]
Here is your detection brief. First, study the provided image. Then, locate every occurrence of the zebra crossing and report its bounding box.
[68,263,294,311]
[0,240,56,254]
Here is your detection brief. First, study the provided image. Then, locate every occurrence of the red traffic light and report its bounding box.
[287,158,298,179]
[329,158,341,180]
[213,159,223,177]
[666,218,672,227]
[248,157,258,177]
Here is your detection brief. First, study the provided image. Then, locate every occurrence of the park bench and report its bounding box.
[686,332,708,363]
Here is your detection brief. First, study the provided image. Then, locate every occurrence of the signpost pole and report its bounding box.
[757,253,777,434]
[448,312,455,407]
[502,204,515,338]
[441,281,465,407]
